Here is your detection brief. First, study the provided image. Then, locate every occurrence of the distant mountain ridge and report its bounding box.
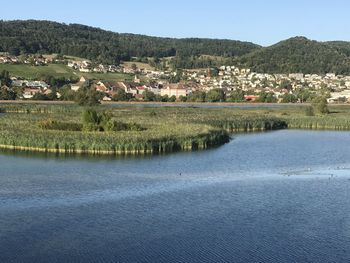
[236,37,350,74]
[0,20,260,64]
[1,20,350,74]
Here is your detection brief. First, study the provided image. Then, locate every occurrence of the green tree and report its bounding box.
[32,93,49,100]
[0,70,11,86]
[179,95,187,102]
[187,91,206,102]
[312,96,329,115]
[168,95,177,102]
[143,90,156,101]
[75,87,102,106]
[228,89,245,102]
[112,89,128,101]
[0,88,16,100]
[280,93,297,103]
[206,89,225,102]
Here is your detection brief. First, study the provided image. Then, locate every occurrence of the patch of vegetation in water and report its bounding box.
[1,103,349,155]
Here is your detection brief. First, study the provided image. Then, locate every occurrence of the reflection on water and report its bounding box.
[1,130,350,262]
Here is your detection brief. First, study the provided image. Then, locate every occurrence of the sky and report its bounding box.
[2,0,350,46]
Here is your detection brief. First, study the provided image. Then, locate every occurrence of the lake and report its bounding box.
[1,130,350,262]
[106,102,305,109]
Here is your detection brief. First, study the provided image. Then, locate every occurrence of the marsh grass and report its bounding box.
[1,104,350,155]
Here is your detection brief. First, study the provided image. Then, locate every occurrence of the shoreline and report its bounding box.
[0,100,313,106]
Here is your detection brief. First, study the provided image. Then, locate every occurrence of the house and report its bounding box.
[102,96,112,101]
[136,85,146,95]
[22,88,41,99]
[327,90,350,103]
[161,84,187,98]
[244,95,259,102]
[124,83,139,96]
[134,75,141,83]
[95,81,110,93]
[71,76,88,91]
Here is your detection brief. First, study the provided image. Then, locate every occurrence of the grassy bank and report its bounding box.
[0,64,133,81]
[0,104,350,155]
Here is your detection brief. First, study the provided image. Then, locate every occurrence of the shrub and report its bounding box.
[312,97,329,115]
[38,119,82,131]
[304,106,314,116]
[82,108,145,132]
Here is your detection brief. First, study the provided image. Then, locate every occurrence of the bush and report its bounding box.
[82,108,145,132]
[304,106,314,116]
[312,97,329,115]
[38,119,82,131]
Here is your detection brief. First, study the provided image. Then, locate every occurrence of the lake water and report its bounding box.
[107,102,304,109]
[1,130,350,263]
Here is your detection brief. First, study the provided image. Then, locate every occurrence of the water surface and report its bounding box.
[1,130,350,262]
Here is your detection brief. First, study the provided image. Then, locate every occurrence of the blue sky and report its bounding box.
[2,0,350,46]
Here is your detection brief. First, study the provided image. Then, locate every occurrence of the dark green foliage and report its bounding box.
[143,90,156,101]
[187,91,206,102]
[168,95,177,102]
[0,20,259,65]
[38,119,82,131]
[32,93,49,101]
[280,93,297,103]
[179,95,187,102]
[82,108,144,132]
[206,89,225,102]
[112,89,131,101]
[0,87,16,100]
[238,37,350,74]
[312,96,329,115]
[256,92,277,103]
[75,87,102,106]
[228,89,245,102]
[0,70,11,86]
[304,106,315,116]
[59,85,76,101]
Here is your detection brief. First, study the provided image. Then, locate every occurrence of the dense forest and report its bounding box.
[1,20,350,74]
[236,37,350,74]
[0,20,260,65]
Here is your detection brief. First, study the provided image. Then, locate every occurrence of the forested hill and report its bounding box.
[237,37,350,75]
[0,20,260,64]
[2,20,350,74]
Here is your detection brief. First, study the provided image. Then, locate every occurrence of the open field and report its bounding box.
[0,64,76,79]
[0,64,134,81]
[122,61,155,71]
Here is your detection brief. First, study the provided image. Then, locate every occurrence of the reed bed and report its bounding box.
[0,110,229,155]
[285,116,350,130]
[2,104,350,155]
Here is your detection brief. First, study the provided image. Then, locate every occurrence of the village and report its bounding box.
[1,53,350,103]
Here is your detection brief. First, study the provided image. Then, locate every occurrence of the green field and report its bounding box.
[0,64,134,81]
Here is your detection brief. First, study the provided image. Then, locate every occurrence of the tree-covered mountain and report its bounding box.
[0,20,260,64]
[237,37,350,74]
[326,41,350,57]
[2,20,350,74]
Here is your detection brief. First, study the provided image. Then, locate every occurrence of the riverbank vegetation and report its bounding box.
[0,103,349,155]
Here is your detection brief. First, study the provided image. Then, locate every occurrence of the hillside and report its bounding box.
[0,64,133,82]
[0,20,260,65]
[237,37,350,74]
[2,20,350,74]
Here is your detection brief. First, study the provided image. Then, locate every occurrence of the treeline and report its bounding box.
[0,20,260,65]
